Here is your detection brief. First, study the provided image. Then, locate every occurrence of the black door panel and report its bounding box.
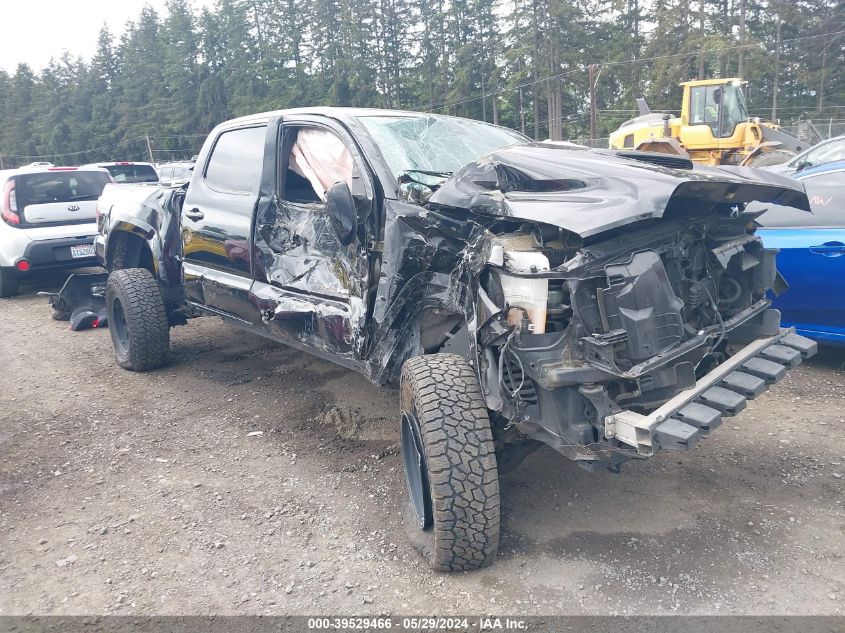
[182,124,267,321]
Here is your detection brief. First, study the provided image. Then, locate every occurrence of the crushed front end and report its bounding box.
[427,144,816,470]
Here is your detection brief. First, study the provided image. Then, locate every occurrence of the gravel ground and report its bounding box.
[1,271,843,616]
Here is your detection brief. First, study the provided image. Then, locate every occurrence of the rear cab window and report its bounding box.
[104,164,159,183]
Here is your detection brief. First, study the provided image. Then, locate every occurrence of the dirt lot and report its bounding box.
[1,270,843,616]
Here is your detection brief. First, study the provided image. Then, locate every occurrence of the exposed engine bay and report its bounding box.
[472,212,786,469]
[385,143,816,471]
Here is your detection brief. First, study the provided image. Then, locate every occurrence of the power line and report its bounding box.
[1,135,148,159]
[1,134,207,161]
[429,67,585,112]
[425,29,845,115]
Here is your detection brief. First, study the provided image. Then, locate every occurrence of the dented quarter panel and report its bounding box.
[98,184,184,296]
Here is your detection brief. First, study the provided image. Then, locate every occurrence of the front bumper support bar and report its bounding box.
[604,329,817,456]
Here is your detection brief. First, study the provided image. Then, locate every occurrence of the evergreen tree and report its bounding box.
[0,0,839,166]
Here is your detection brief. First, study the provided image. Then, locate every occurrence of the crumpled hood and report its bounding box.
[429,143,811,238]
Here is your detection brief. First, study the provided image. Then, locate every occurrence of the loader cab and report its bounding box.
[683,79,749,144]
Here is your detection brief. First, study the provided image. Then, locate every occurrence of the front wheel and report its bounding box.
[105,268,170,371]
[400,353,500,571]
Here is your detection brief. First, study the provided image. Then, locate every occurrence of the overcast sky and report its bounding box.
[0,0,213,73]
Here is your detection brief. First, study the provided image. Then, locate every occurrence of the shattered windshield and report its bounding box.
[358,115,526,181]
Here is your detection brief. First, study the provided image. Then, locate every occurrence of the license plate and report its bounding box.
[70,244,95,258]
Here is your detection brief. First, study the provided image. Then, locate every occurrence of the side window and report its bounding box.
[690,87,707,124]
[804,140,845,167]
[281,127,355,204]
[204,126,267,193]
[689,86,720,135]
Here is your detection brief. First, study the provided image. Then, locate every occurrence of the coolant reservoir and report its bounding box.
[497,246,550,334]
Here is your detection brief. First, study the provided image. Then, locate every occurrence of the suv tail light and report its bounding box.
[2,179,20,225]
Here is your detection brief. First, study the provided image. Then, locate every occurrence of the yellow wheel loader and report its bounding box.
[608,78,820,167]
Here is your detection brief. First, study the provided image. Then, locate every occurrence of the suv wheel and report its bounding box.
[399,353,500,571]
[0,267,19,298]
[106,268,170,371]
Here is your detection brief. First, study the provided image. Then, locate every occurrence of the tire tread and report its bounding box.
[106,268,169,371]
[400,353,500,571]
[0,267,19,298]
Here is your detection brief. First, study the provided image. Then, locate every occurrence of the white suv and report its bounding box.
[0,165,113,297]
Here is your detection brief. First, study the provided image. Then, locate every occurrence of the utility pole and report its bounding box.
[772,19,781,122]
[698,0,706,78]
[589,64,598,144]
[519,87,526,135]
[145,134,155,164]
[818,38,831,113]
[738,0,746,77]
[481,74,487,122]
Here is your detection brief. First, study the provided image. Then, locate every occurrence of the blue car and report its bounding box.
[757,160,845,347]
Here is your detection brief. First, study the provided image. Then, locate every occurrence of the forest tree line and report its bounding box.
[0,0,842,166]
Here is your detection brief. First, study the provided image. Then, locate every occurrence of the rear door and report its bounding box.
[14,169,111,224]
[757,167,845,344]
[250,117,375,366]
[181,124,267,322]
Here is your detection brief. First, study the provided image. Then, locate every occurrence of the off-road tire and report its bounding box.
[400,353,500,571]
[0,267,19,298]
[106,268,169,371]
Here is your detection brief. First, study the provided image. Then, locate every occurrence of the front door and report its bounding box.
[758,169,845,345]
[250,118,375,367]
[181,124,267,322]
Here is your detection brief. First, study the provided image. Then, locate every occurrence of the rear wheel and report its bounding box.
[0,267,19,298]
[399,353,500,571]
[105,268,169,371]
[745,149,795,167]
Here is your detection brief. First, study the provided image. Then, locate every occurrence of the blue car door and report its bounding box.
[757,165,845,346]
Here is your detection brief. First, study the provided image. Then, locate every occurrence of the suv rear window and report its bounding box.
[104,164,159,183]
[15,171,111,208]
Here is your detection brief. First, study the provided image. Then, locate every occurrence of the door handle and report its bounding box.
[184,208,204,221]
[809,241,845,257]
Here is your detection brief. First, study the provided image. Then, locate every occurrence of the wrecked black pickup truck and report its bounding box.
[95,107,817,572]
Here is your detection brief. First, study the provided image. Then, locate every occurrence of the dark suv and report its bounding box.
[95,107,816,571]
